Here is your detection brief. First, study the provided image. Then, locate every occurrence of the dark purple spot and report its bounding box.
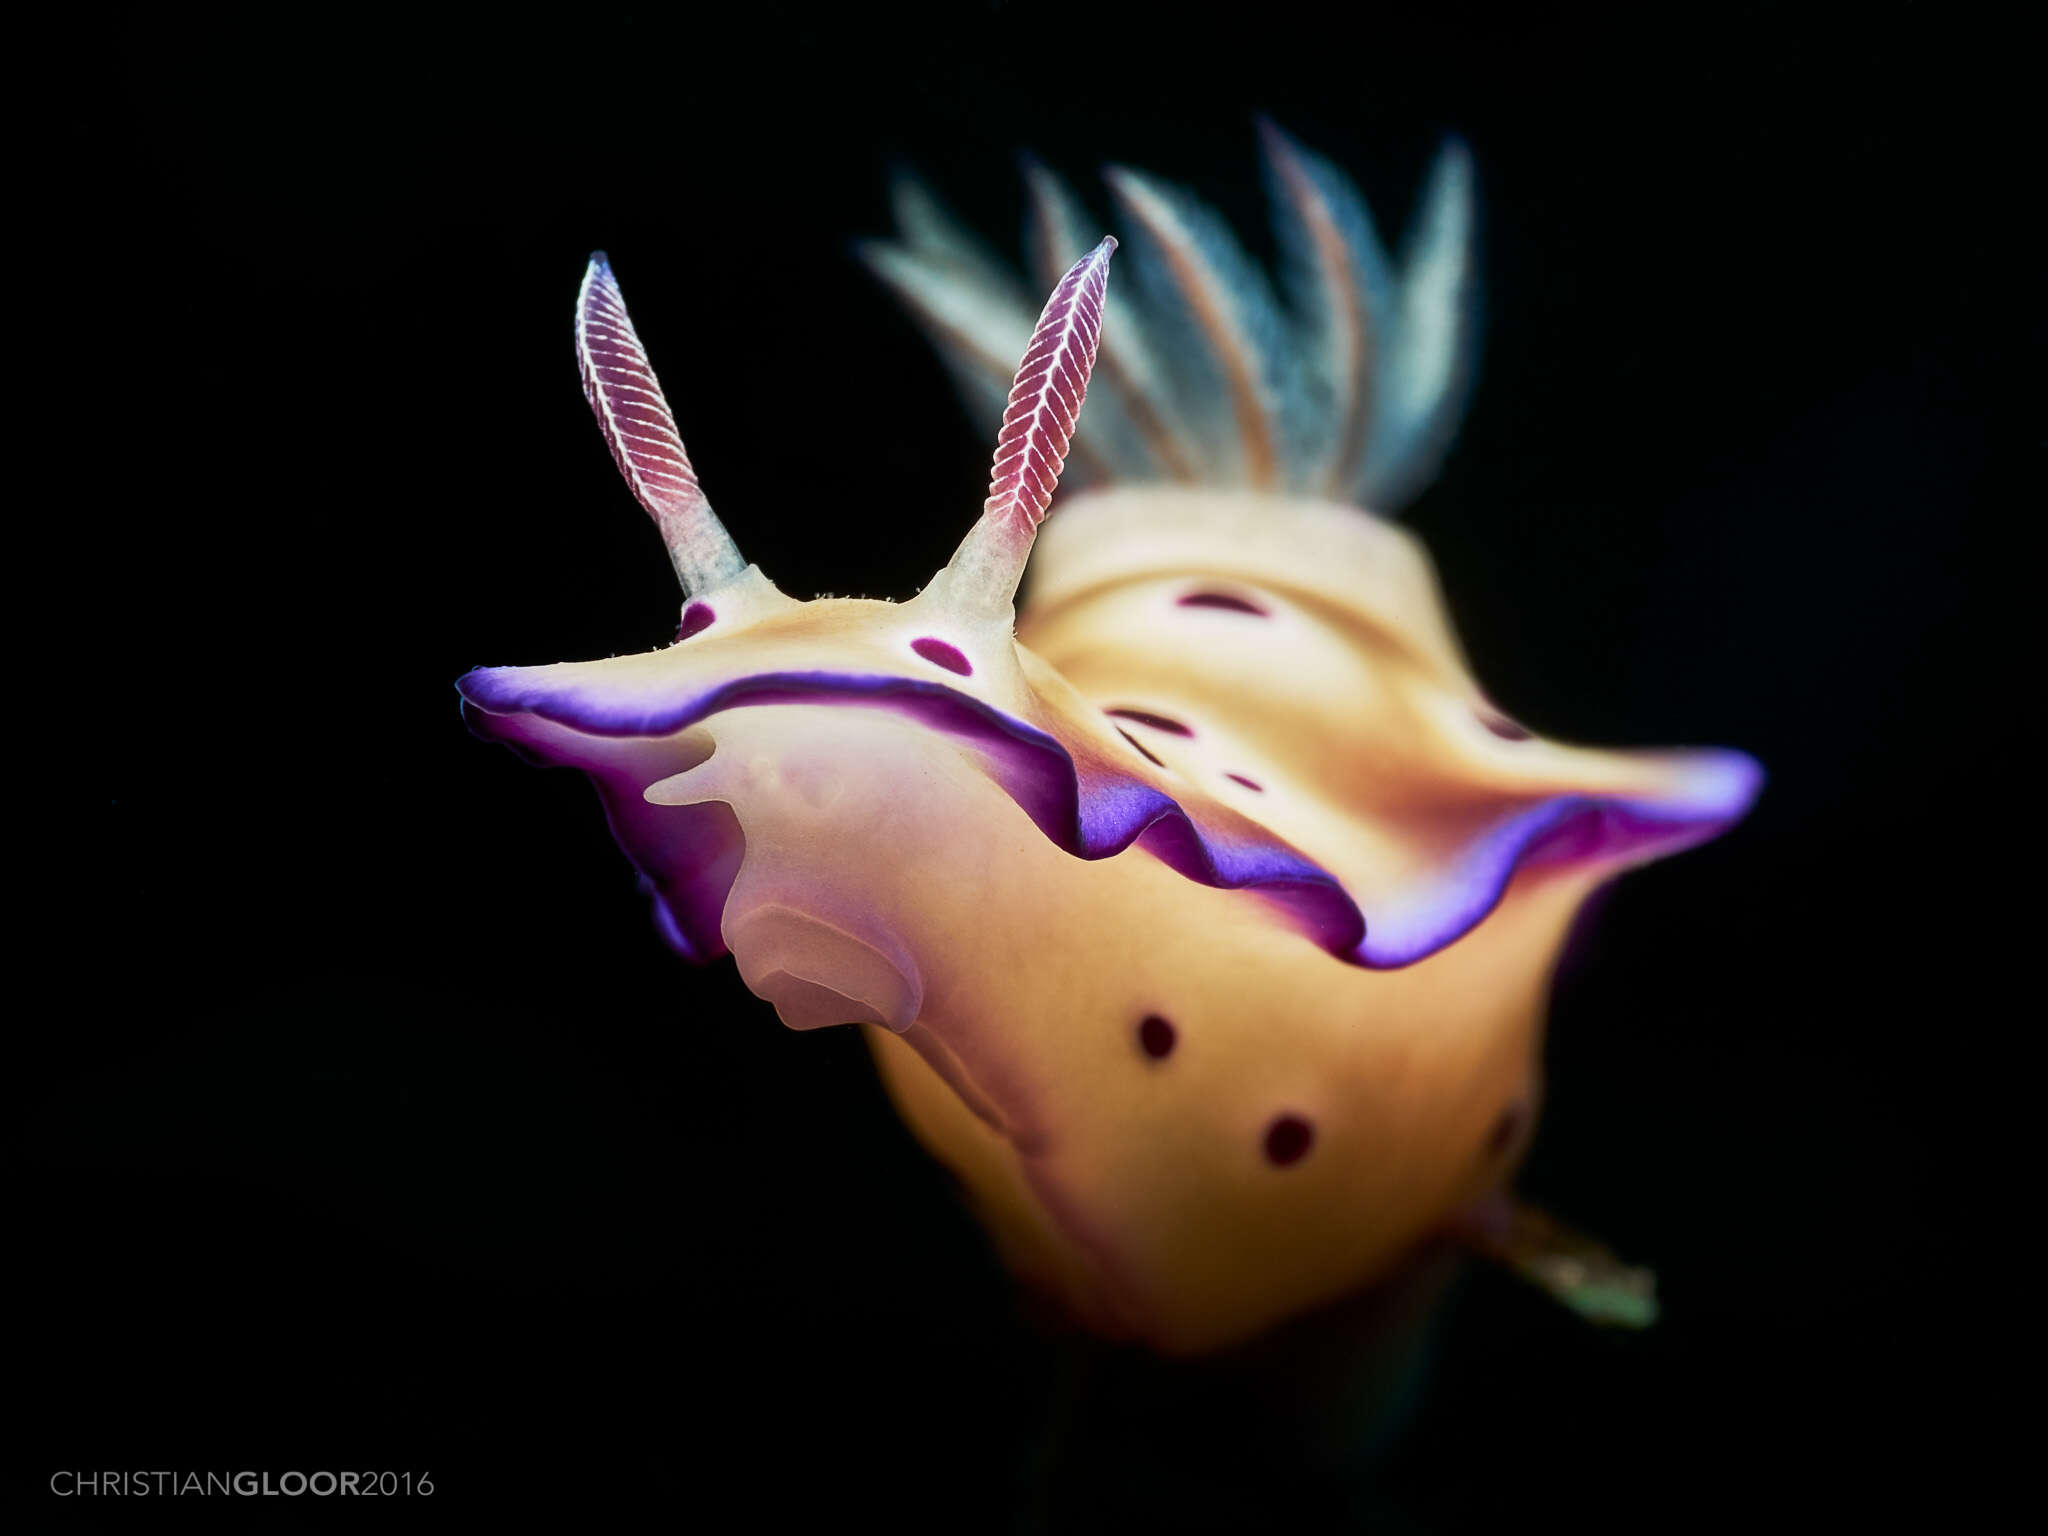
[1114,728,1165,767]
[1478,706,1532,741]
[1264,1114,1314,1166]
[1138,1015,1177,1059]
[1178,590,1269,617]
[677,602,716,641]
[1487,1104,1527,1160]
[1106,707,1193,738]
[1225,772,1264,792]
[911,637,972,676]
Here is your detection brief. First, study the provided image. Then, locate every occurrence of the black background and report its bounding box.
[19,4,2010,1529]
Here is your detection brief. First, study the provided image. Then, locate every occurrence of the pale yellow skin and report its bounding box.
[467,225,1753,1356]
[863,843,1578,1354]
[618,489,1742,1354]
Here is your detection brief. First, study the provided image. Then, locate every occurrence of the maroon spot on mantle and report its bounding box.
[1487,1103,1527,1160]
[1107,707,1193,737]
[1477,706,1532,741]
[911,637,972,676]
[1138,1014,1177,1060]
[1116,728,1165,767]
[1264,1114,1314,1166]
[1225,772,1264,792]
[677,602,716,641]
[1178,590,1269,617]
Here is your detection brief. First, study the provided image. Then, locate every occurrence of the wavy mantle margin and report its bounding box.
[456,664,1762,972]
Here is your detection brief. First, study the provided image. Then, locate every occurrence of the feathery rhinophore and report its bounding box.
[860,127,1480,515]
[576,253,748,594]
[942,238,1118,610]
[984,237,1117,533]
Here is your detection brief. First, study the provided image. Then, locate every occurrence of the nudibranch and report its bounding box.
[458,125,1760,1355]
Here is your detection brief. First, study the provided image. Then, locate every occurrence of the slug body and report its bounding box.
[458,129,1759,1354]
